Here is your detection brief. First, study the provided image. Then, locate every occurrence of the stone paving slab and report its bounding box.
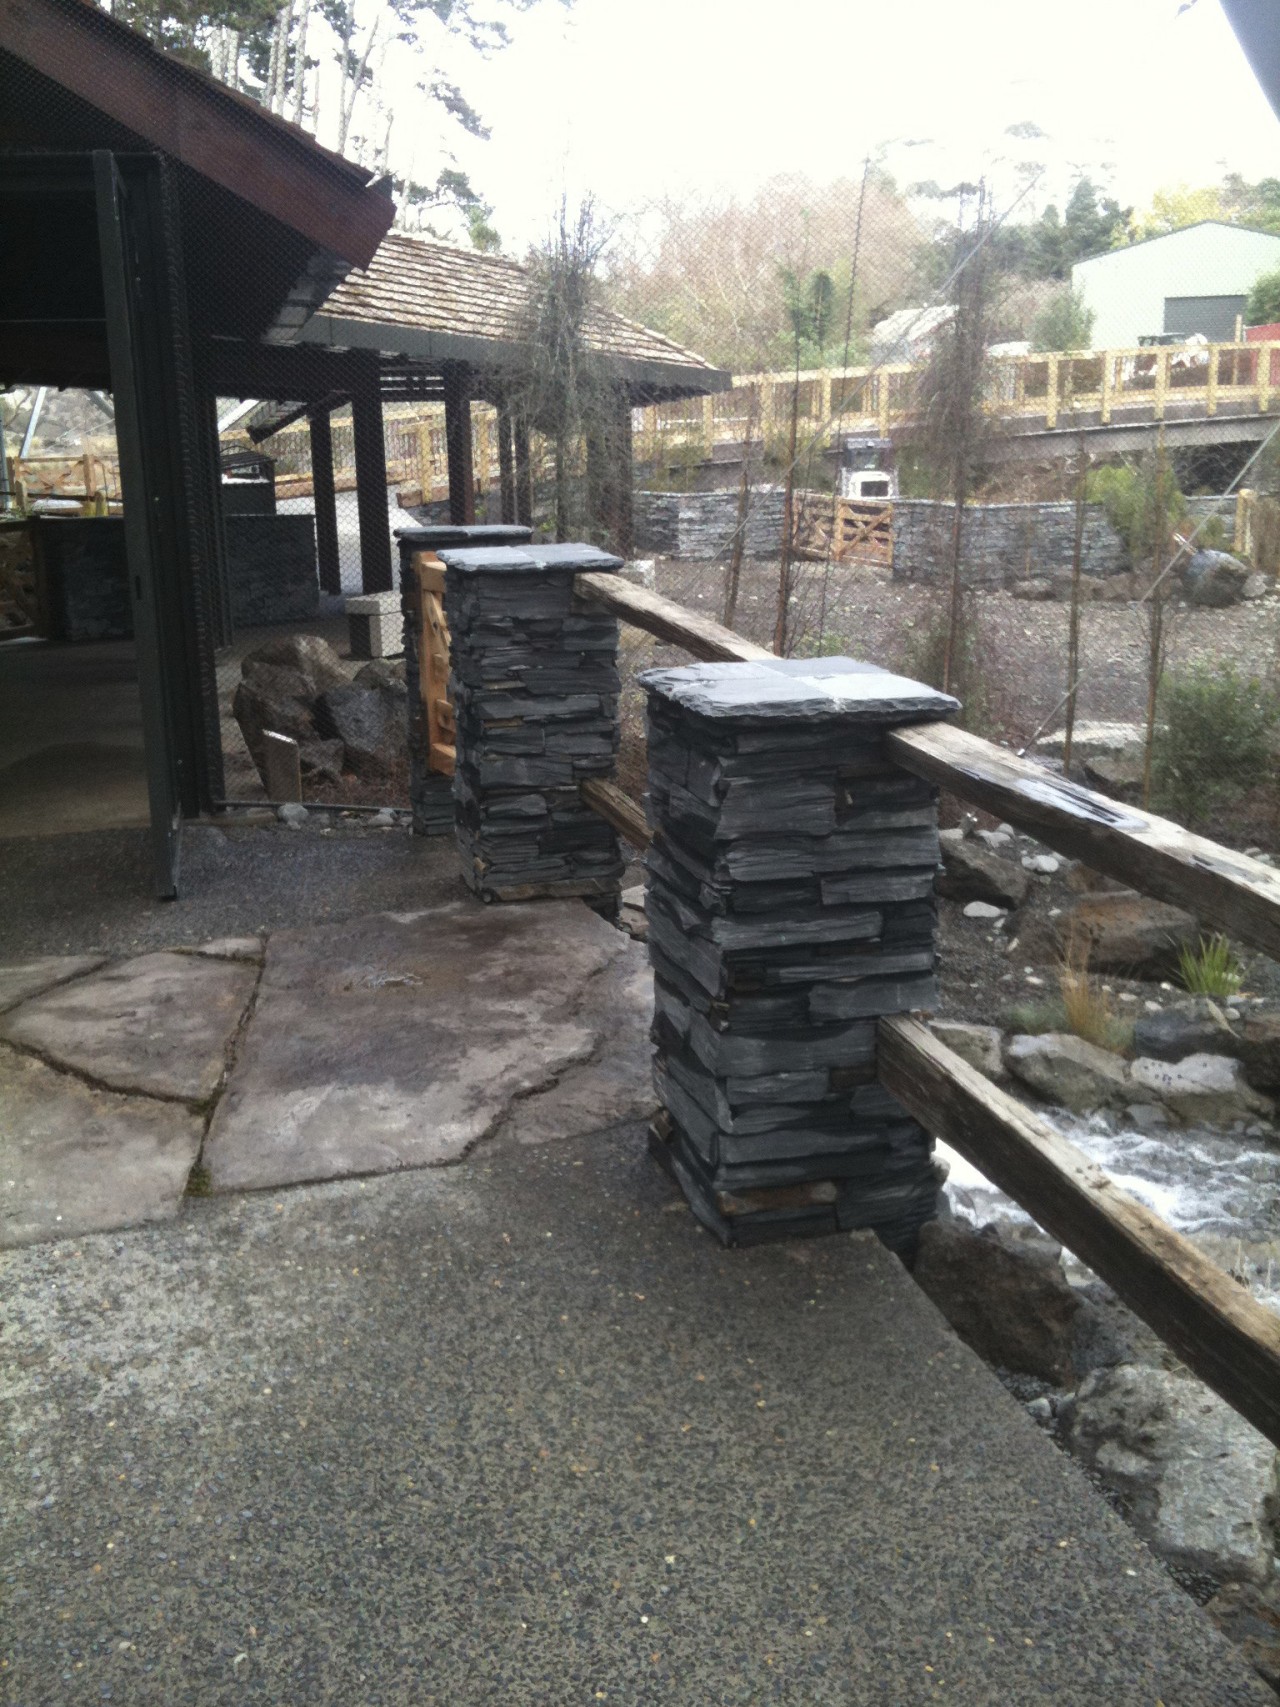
[0,1044,203,1247]
[1,1125,1269,1705]
[203,901,652,1192]
[0,951,258,1104]
[0,956,106,1015]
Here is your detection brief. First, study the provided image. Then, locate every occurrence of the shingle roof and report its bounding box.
[299,232,729,400]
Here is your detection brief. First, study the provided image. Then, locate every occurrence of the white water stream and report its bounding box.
[939,1115,1280,1313]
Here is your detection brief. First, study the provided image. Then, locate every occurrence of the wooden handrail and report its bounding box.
[573,571,771,664]
[880,1016,1280,1446]
[580,777,650,849]
[889,721,1280,964]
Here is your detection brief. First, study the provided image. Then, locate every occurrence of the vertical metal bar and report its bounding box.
[514,413,533,528]
[309,404,342,593]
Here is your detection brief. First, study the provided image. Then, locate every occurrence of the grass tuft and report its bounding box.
[1177,933,1244,999]
[1057,925,1133,1054]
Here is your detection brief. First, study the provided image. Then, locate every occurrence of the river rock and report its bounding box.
[1236,1012,1280,1090]
[1062,1364,1280,1585]
[315,681,407,781]
[1206,1578,1280,1690]
[1133,1001,1237,1063]
[1082,749,1146,800]
[937,839,1028,908]
[1004,1031,1132,1114]
[930,1019,1003,1077]
[912,1218,1080,1384]
[1063,891,1199,978]
[1011,578,1055,601]
[1128,1053,1274,1125]
[1241,572,1270,601]
[1184,549,1250,608]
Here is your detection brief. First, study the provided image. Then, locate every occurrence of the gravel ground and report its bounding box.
[627,556,1280,742]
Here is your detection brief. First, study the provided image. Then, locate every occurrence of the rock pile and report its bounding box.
[639,655,957,1250]
[233,634,408,790]
[439,542,625,904]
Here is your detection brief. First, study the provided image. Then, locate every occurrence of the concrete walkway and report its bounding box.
[3,1122,1270,1706]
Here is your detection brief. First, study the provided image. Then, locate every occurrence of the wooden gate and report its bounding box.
[793,494,893,566]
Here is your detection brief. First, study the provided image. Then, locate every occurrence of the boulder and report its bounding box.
[1063,891,1199,978]
[1236,1012,1280,1090]
[937,839,1029,908]
[1206,1578,1280,1690]
[315,682,406,781]
[1133,1000,1237,1064]
[352,658,407,691]
[962,900,1006,920]
[1062,1364,1280,1585]
[1128,1053,1274,1125]
[298,737,346,787]
[1183,549,1250,608]
[1241,572,1271,602]
[1003,1032,1132,1114]
[1082,749,1146,800]
[241,632,348,696]
[929,1019,1003,1078]
[1034,721,1145,763]
[911,1219,1081,1385]
[233,665,318,774]
[1010,578,1055,601]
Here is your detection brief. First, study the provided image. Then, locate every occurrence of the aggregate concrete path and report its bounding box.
[2,1124,1269,1706]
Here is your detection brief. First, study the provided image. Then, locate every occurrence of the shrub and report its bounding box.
[1177,934,1244,998]
[1151,662,1279,825]
[1086,458,1186,565]
[1246,267,1280,327]
[1031,288,1096,353]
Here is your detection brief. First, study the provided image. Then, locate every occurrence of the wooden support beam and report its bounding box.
[879,1015,1280,1447]
[443,362,475,526]
[889,720,1280,963]
[574,571,772,663]
[580,777,651,849]
[308,405,341,595]
[514,413,533,528]
[349,350,393,593]
[496,396,516,525]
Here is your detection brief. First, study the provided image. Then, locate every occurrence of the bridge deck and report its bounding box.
[4,1121,1269,1705]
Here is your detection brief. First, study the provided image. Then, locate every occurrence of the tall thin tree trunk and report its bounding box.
[292,0,310,123]
[941,468,967,695]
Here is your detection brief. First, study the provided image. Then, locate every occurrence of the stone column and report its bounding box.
[639,656,957,1252]
[439,541,626,906]
[396,524,532,837]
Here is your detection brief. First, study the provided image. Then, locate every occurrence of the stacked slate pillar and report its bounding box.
[439,541,626,905]
[639,656,958,1252]
[396,525,532,837]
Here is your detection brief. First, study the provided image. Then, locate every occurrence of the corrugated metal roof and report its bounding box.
[308,232,726,394]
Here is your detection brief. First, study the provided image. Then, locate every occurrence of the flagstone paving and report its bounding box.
[0,898,654,1248]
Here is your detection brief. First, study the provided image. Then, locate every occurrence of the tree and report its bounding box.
[1246,268,1280,326]
[1031,287,1095,352]
[1024,178,1130,278]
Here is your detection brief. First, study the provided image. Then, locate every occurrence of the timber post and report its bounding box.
[638,656,958,1250]
[442,362,476,526]
[308,404,342,595]
[348,350,394,593]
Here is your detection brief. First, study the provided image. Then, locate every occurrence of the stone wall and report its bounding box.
[634,488,787,561]
[890,500,1129,588]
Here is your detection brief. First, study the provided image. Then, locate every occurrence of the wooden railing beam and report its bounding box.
[573,570,772,663]
[580,777,651,849]
[889,720,1280,963]
[880,1015,1280,1446]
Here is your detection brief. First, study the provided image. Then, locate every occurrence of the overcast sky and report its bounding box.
[390,0,1280,253]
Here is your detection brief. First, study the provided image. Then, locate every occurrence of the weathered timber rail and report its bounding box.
[571,570,1280,1444]
[889,721,1280,965]
[881,1016,1280,1447]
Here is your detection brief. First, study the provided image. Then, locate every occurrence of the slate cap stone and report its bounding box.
[395,525,533,549]
[638,656,960,724]
[437,542,625,575]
